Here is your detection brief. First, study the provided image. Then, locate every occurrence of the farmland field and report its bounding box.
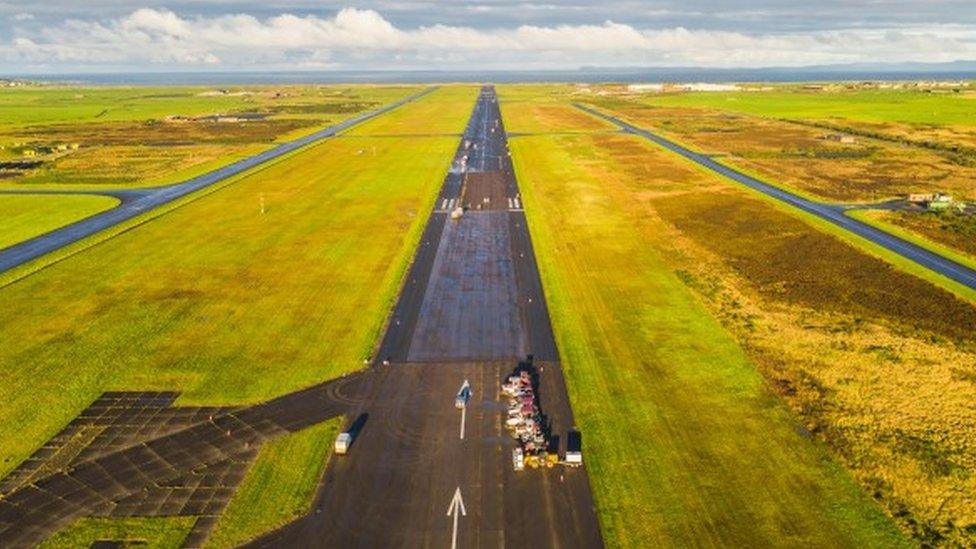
[0,194,118,250]
[0,85,418,188]
[504,88,976,546]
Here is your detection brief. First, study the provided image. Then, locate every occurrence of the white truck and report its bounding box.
[565,429,582,466]
[334,432,352,455]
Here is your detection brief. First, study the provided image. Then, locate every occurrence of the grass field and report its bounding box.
[346,85,478,136]
[511,130,905,547]
[0,194,118,250]
[38,517,195,548]
[640,87,976,127]
[0,89,467,482]
[205,418,341,548]
[584,98,976,204]
[505,90,976,545]
[0,85,418,188]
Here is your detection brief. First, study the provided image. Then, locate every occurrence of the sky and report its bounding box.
[1,1,975,73]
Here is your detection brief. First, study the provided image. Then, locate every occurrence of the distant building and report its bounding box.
[824,133,857,144]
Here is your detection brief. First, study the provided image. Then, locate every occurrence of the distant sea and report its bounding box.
[9,67,976,86]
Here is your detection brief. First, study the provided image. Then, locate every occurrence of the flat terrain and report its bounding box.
[0,92,469,484]
[507,122,904,547]
[502,88,976,545]
[0,194,118,250]
[861,209,976,264]
[3,81,976,548]
[0,85,417,188]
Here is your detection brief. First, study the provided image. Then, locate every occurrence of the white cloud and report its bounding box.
[13,13,34,21]
[1,7,974,70]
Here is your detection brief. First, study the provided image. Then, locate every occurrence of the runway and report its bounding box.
[253,86,603,547]
[0,86,602,548]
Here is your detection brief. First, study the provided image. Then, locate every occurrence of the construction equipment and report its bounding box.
[565,429,582,466]
[334,432,352,455]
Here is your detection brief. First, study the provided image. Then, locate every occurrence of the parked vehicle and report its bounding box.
[334,432,352,455]
[565,429,582,466]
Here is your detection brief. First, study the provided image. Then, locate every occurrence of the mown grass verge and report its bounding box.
[38,517,195,549]
[205,419,342,548]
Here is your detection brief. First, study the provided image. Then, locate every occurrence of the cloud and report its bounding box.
[1,7,974,70]
[13,13,34,21]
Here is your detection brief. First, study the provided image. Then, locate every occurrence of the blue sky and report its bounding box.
[1,1,974,72]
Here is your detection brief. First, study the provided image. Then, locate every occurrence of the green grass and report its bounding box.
[0,85,415,128]
[39,517,195,548]
[346,85,478,136]
[0,194,118,250]
[0,85,420,190]
[0,107,466,480]
[206,419,342,548]
[510,131,905,548]
[641,88,976,126]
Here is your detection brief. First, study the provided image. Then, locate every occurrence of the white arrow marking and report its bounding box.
[446,487,467,549]
[457,379,470,440]
[460,403,466,440]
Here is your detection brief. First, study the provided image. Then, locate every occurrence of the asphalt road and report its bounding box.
[0,88,434,276]
[575,103,976,291]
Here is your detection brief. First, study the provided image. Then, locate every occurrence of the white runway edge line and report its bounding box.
[574,103,976,292]
[0,88,437,276]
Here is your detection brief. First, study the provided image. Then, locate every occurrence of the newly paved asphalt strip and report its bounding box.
[0,88,435,276]
[575,103,976,291]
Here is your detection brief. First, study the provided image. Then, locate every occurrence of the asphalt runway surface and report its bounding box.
[575,103,976,291]
[0,88,434,275]
[0,86,601,548]
[253,86,602,547]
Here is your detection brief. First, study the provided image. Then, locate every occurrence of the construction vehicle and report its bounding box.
[334,432,352,455]
[565,429,582,466]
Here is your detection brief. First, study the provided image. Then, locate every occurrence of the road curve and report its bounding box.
[0,88,435,276]
[575,103,976,292]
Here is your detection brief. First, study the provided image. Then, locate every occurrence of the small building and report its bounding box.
[908,193,935,204]
[824,133,856,144]
[22,149,36,157]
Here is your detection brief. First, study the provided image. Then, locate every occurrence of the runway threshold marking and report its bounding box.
[446,487,467,549]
